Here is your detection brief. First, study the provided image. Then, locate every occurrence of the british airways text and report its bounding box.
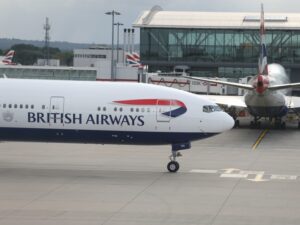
[28,112,145,126]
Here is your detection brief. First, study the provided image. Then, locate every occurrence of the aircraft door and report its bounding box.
[49,97,65,126]
[156,99,171,122]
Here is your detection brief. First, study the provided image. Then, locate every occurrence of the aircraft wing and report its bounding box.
[200,95,246,108]
[182,76,253,91]
[268,83,300,91]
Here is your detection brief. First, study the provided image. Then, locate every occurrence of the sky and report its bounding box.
[1,0,300,44]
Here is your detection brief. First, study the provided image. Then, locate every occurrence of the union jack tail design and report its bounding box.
[126,52,143,68]
[2,50,15,65]
[258,4,268,75]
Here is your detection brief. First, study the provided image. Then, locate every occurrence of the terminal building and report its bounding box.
[133,6,300,83]
[0,65,97,80]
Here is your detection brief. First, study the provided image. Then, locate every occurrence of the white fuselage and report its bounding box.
[0,79,233,145]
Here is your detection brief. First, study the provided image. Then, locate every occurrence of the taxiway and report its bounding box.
[0,127,300,225]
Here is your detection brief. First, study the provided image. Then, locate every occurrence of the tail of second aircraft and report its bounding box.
[258,4,268,75]
[2,50,15,65]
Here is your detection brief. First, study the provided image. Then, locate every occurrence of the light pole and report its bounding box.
[105,10,121,80]
[114,22,123,64]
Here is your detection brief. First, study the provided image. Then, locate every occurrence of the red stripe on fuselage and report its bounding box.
[114,99,186,108]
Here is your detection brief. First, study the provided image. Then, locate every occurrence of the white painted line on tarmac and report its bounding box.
[270,175,297,180]
[240,170,264,175]
[190,168,299,182]
[247,174,268,182]
[220,174,248,178]
[190,169,218,174]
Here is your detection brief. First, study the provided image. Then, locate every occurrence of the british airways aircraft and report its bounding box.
[183,5,300,129]
[0,78,233,172]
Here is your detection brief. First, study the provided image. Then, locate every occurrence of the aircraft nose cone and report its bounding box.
[221,112,235,132]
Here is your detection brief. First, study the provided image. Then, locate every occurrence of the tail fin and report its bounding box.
[126,52,143,68]
[258,4,268,75]
[2,50,15,65]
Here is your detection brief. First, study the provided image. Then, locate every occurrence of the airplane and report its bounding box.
[183,5,300,129]
[0,50,16,65]
[0,78,234,172]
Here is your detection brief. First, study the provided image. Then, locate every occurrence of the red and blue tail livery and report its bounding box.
[114,99,187,118]
[1,50,15,65]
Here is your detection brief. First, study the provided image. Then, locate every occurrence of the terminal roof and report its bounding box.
[133,6,300,30]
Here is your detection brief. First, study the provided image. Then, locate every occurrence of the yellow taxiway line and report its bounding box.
[252,129,269,150]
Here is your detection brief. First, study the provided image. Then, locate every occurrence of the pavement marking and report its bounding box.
[189,168,298,182]
[270,174,297,180]
[220,174,248,178]
[247,173,268,182]
[190,169,218,174]
[252,128,269,150]
[239,170,264,175]
[222,168,241,174]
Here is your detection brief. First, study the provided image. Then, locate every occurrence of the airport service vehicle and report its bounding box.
[0,78,233,172]
[0,50,15,65]
[184,5,300,128]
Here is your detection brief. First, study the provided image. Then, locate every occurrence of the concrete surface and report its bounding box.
[0,127,300,225]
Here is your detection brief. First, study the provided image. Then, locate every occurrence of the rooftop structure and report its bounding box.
[133,6,300,89]
[134,6,300,30]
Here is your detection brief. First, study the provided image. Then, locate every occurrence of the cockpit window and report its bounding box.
[203,105,222,113]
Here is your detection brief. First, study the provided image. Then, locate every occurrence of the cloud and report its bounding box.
[0,0,300,44]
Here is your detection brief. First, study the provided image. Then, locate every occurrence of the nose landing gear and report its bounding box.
[167,151,182,173]
[167,142,191,173]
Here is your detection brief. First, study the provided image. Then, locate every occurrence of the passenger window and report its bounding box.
[97,107,101,111]
[25,105,29,109]
[130,108,134,112]
[20,104,23,109]
[42,105,45,110]
[119,107,123,112]
[3,104,6,108]
[141,108,145,113]
[8,104,12,108]
[114,107,117,112]
[14,104,17,109]
[136,108,139,112]
[31,105,34,109]
[103,107,106,112]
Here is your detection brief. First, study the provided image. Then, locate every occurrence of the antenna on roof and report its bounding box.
[43,17,51,66]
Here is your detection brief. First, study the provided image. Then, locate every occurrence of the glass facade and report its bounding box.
[140,28,300,77]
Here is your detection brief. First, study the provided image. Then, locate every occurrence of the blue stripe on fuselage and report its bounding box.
[162,107,187,118]
[0,127,218,145]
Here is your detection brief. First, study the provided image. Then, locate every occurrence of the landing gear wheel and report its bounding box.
[274,118,282,129]
[250,120,261,129]
[167,161,180,173]
[234,120,240,128]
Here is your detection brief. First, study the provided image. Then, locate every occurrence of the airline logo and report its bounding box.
[114,99,187,118]
[258,4,268,75]
[2,50,15,65]
[126,52,143,68]
[25,99,186,127]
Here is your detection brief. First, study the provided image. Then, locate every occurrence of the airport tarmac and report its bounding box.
[0,127,300,225]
